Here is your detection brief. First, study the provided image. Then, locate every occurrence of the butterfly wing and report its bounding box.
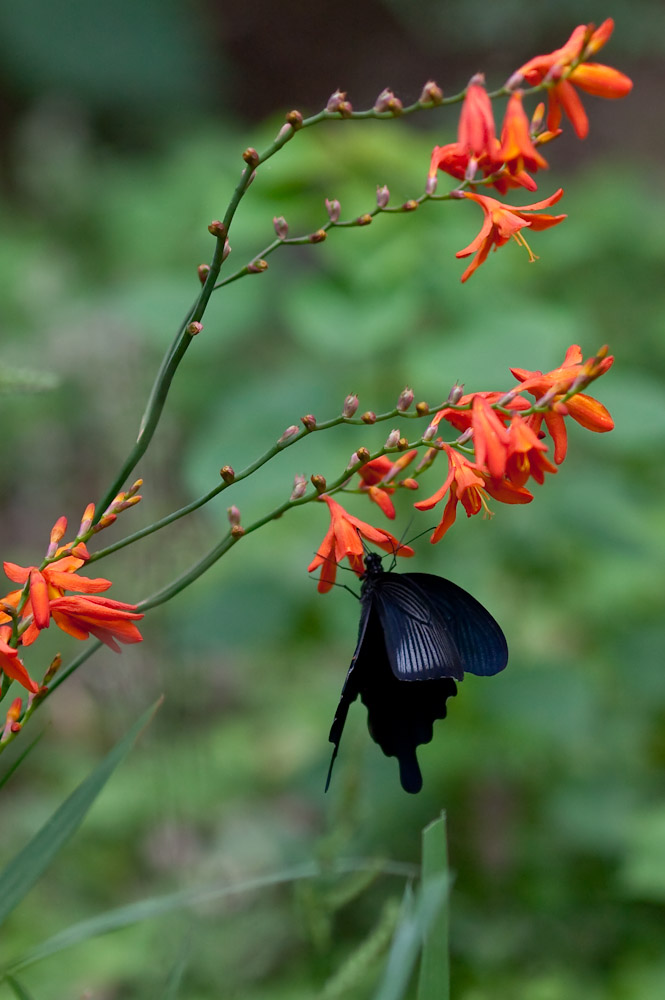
[369,573,464,681]
[401,573,508,677]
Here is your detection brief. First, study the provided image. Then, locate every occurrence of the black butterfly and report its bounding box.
[326,551,508,794]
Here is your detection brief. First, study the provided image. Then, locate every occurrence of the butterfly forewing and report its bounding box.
[368,574,464,681]
[401,573,508,677]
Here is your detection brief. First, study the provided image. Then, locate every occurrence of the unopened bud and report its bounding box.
[285,110,304,129]
[291,474,307,500]
[278,425,299,445]
[227,505,241,527]
[6,697,21,723]
[242,147,260,167]
[343,393,359,417]
[361,411,376,424]
[385,429,400,449]
[92,513,116,531]
[464,157,479,183]
[448,382,465,404]
[126,479,143,498]
[326,90,353,117]
[357,214,372,226]
[231,524,245,539]
[419,80,444,105]
[416,447,439,472]
[309,229,327,243]
[43,653,62,684]
[426,175,438,196]
[402,199,418,212]
[505,69,525,92]
[208,220,227,239]
[186,321,203,337]
[248,259,268,273]
[46,515,68,557]
[416,401,429,416]
[397,437,410,450]
[376,185,390,208]
[423,423,438,441]
[396,387,414,412]
[222,239,232,261]
[374,88,403,114]
[311,474,327,493]
[220,465,235,484]
[301,414,317,430]
[530,101,545,133]
[325,198,341,223]
[355,447,371,464]
[113,495,142,513]
[273,216,289,239]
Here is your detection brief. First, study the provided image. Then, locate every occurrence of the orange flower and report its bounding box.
[499,92,549,176]
[357,452,418,519]
[505,414,557,487]
[471,395,510,479]
[455,188,566,282]
[0,627,39,694]
[510,344,614,462]
[308,495,414,593]
[428,141,538,195]
[48,595,144,653]
[510,19,632,139]
[414,444,532,543]
[458,74,496,160]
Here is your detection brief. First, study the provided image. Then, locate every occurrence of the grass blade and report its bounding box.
[0,732,45,791]
[417,811,450,1000]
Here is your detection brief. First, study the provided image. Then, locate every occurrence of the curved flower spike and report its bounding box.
[308,495,414,593]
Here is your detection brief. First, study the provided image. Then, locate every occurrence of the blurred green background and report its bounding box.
[1,1,664,997]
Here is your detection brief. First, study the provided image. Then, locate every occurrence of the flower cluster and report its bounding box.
[309,345,613,588]
[429,19,631,280]
[0,501,144,723]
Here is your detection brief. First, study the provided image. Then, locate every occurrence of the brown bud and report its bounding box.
[309,229,327,243]
[343,393,359,417]
[285,110,303,128]
[397,437,410,451]
[242,147,260,167]
[197,264,210,285]
[43,653,63,684]
[301,414,317,430]
[355,447,371,464]
[376,185,390,208]
[248,259,268,273]
[419,80,444,105]
[447,382,465,404]
[311,474,327,493]
[326,89,353,117]
[416,401,429,416]
[208,220,227,239]
[361,411,377,424]
[356,214,373,226]
[396,387,414,412]
[220,465,235,483]
[231,524,245,539]
[422,423,438,441]
[403,199,419,212]
[374,88,403,115]
[186,321,203,337]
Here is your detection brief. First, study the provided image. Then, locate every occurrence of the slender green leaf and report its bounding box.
[417,812,450,1000]
[160,937,190,1000]
[373,875,447,1000]
[4,974,35,1000]
[0,732,45,791]
[3,857,412,975]
[0,698,161,928]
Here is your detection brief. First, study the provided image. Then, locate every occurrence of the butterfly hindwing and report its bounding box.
[400,573,508,677]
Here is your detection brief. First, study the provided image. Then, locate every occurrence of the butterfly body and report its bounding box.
[327,553,508,793]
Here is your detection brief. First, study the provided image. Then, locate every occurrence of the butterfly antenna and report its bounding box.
[324,744,339,793]
[402,524,438,548]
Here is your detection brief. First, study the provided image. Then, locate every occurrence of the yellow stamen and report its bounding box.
[512,230,539,263]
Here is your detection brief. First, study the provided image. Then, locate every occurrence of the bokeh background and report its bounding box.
[1,1,664,998]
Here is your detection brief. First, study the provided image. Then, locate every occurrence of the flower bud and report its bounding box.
[311,474,327,493]
[361,411,376,424]
[46,515,68,556]
[43,653,62,684]
[326,90,353,117]
[231,524,245,539]
[447,382,465,404]
[396,387,414,412]
[422,423,438,441]
[220,465,235,484]
[465,157,479,182]
[402,200,419,212]
[530,102,545,133]
[197,264,210,285]
[92,513,117,532]
[357,214,372,226]
[374,88,403,114]
[290,474,307,500]
[242,147,260,167]
[127,479,143,498]
[301,414,317,431]
[416,447,439,472]
[248,259,268,273]
[325,198,341,223]
[285,110,304,129]
[384,429,400,449]
[397,437,410,451]
[78,503,95,536]
[376,185,390,208]
[208,220,227,239]
[309,229,327,243]
[186,321,203,337]
[222,239,232,261]
[278,425,299,445]
[273,216,289,239]
[419,80,444,105]
[355,447,371,464]
[227,505,241,526]
[415,401,429,416]
[505,70,525,91]
[343,393,359,417]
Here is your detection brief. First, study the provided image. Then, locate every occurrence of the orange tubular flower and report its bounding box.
[511,344,614,462]
[458,74,496,160]
[499,92,549,176]
[471,395,510,479]
[414,444,532,543]
[505,414,557,487]
[510,19,632,139]
[48,596,144,653]
[308,495,414,593]
[455,188,566,282]
[357,452,419,519]
[0,627,39,694]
